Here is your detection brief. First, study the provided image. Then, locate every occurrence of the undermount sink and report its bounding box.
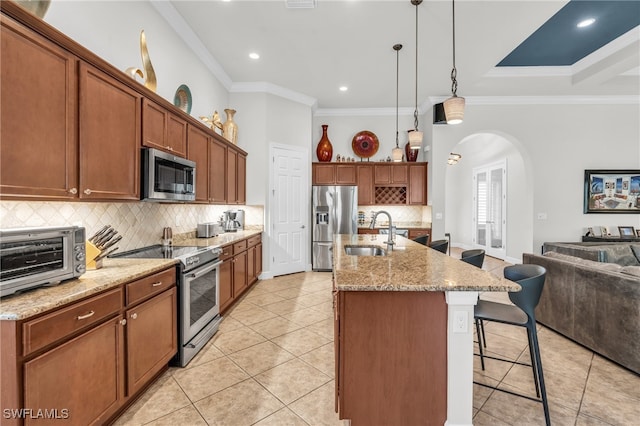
[344,245,387,257]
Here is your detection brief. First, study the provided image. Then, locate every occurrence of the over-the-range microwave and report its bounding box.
[0,226,86,297]
[141,148,196,202]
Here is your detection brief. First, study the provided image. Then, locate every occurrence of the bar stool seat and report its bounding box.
[429,239,448,253]
[412,235,429,246]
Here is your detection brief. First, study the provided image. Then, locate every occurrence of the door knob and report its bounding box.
[301,225,305,229]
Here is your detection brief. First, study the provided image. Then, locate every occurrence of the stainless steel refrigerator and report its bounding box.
[312,185,358,271]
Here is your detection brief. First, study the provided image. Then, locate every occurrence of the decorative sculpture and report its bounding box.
[200,111,223,134]
[125,30,157,92]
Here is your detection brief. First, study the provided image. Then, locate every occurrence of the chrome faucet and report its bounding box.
[369,211,395,250]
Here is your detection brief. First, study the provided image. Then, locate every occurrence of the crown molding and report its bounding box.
[314,107,417,117]
[149,0,232,90]
[230,82,317,108]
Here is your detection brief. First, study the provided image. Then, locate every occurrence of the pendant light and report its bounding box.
[408,0,423,150]
[392,44,404,162]
[443,0,465,124]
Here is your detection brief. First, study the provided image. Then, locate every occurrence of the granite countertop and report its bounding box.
[358,222,432,230]
[177,228,263,247]
[0,258,177,321]
[333,234,520,292]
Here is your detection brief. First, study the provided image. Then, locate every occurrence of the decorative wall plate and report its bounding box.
[352,130,379,158]
[173,84,192,114]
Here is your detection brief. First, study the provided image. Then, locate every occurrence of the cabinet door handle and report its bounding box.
[83,189,92,195]
[119,319,127,326]
[130,313,138,320]
[68,187,78,194]
[151,281,163,287]
[77,311,95,320]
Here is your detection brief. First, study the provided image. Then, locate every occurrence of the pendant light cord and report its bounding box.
[414,1,419,131]
[450,0,458,97]
[394,44,402,148]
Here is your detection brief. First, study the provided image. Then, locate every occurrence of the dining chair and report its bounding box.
[428,239,448,254]
[460,249,485,268]
[473,264,550,426]
[412,235,429,246]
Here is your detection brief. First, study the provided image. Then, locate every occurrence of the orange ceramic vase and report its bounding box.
[316,125,333,162]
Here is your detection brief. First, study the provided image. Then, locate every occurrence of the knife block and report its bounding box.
[85,241,103,270]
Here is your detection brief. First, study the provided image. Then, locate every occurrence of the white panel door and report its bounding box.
[472,160,507,259]
[270,145,308,276]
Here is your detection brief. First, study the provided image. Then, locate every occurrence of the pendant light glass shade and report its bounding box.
[445,0,464,125]
[408,130,423,149]
[443,95,465,125]
[392,147,403,162]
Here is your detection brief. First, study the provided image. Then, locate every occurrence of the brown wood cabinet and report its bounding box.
[209,139,227,204]
[335,290,447,425]
[126,286,177,396]
[408,164,427,205]
[0,16,78,200]
[79,62,141,200]
[0,266,177,426]
[312,162,428,206]
[374,164,408,184]
[219,234,262,314]
[408,228,431,245]
[356,165,374,205]
[142,99,187,157]
[0,2,248,205]
[23,317,125,426]
[187,125,210,203]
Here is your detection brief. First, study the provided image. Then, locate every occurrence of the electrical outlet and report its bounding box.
[453,311,468,333]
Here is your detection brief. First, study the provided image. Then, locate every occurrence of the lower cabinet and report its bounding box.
[126,286,177,396]
[23,317,124,425]
[1,267,177,426]
[219,234,262,315]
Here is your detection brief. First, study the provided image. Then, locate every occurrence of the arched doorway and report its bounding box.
[444,132,533,263]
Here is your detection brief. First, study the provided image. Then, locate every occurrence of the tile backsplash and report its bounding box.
[0,201,264,252]
[358,206,432,226]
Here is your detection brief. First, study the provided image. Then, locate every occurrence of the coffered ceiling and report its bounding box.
[154,0,640,110]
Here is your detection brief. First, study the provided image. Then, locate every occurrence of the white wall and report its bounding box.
[312,113,429,163]
[45,0,229,122]
[433,103,640,261]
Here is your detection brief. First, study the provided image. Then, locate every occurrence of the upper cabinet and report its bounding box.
[142,99,187,157]
[312,162,428,206]
[79,63,141,200]
[0,16,78,200]
[0,3,247,204]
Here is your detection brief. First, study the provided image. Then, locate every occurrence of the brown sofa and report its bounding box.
[523,242,640,374]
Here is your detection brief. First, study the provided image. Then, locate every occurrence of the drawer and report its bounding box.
[247,235,261,247]
[126,267,176,306]
[233,240,247,254]
[409,229,431,238]
[219,244,233,261]
[23,288,122,356]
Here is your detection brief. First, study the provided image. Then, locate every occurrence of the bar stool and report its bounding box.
[460,249,485,268]
[473,264,550,426]
[428,239,448,254]
[412,235,429,246]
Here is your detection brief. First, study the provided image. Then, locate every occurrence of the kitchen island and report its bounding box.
[333,234,520,426]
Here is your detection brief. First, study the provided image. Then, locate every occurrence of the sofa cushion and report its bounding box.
[621,266,640,277]
[543,251,624,272]
[600,245,640,266]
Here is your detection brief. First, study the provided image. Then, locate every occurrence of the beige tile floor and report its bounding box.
[115,249,640,426]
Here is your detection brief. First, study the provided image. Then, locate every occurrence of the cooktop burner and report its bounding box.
[115,245,202,260]
[113,245,222,271]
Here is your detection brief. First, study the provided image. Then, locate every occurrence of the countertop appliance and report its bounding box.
[141,148,196,202]
[0,226,86,297]
[197,223,223,238]
[223,209,244,232]
[312,185,358,271]
[113,244,222,367]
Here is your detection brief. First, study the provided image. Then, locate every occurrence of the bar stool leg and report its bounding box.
[530,327,550,426]
[475,318,485,370]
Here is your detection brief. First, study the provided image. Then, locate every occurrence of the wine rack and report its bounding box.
[374,186,407,204]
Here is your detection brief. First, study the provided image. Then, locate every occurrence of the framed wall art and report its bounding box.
[618,226,636,237]
[584,170,640,214]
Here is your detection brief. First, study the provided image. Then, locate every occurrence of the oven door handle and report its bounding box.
[187,260,223,279]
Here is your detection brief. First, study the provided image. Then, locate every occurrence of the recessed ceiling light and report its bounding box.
[249,52,260,60]
[577,18,596,28]
[339,86,348,92]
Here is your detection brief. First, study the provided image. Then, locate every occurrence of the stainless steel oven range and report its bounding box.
[114,245,222,367]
